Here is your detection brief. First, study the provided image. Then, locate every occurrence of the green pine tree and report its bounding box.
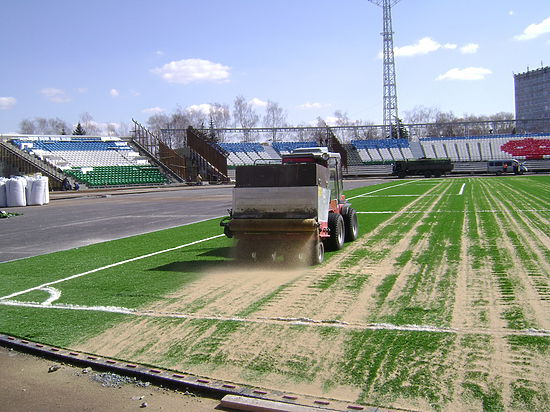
[391,118,409,139]
[73,122,86,135]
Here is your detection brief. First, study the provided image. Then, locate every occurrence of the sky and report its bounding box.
[1,0,549,134]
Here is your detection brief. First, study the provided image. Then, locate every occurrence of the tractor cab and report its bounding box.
[281,147,344,207]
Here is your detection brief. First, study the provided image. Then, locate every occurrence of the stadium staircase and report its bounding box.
[0,140,69,189]
[263,145,281,160]
[132,121,229,183]
[185,127,229,182]
[325,128,348,169]
[343,143,364,166]
[129,138,185,184]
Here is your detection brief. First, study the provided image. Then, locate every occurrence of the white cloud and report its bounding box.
[76,87,88,94]
[514,16,550,40]
[436,67,492,81]
[0,96,16,110]
[142,107,165,114]
[151,58,231,85]
[298,102,331,110]
[186,103,213,114]
[41,88,71,103]
[393,37,457,57]
[508,10,515,16]
[460,43,479,54]
[110,88,119,97]
[249,97,268,107]
[130,89,141,97]
[155,50,164,56]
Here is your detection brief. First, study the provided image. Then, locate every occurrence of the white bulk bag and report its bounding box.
[6,177,27,207]
[0,178,6,207]
[28,176,47,206]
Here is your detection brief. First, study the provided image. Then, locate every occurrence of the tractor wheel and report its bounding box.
[311,240,325,265]
[343,208,359,242]
[325,213,345,251]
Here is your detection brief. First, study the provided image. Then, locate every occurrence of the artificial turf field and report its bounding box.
[1,176,549,411]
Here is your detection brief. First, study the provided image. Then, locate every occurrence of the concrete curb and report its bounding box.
[0,334,398,412]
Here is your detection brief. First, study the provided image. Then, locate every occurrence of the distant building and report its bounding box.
[514,66,550,132]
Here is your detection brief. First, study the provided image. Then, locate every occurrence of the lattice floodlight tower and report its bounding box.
[368,0,402,138]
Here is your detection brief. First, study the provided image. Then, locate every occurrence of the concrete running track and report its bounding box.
[0,179,384,263]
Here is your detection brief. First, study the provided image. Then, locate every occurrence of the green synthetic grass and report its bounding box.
[1,176,549,411]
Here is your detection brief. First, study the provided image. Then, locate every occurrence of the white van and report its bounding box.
[487,159,527,175]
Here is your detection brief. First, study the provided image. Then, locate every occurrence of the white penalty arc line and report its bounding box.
[0,234,225,301]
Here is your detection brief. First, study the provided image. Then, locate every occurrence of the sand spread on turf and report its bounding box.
[78,179,550,410]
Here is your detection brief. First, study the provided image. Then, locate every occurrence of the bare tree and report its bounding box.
[332,110,351,126]
[263,100,287,142]
[233,96,259,141]
[403,105,440,124]
[146,113,170,136]
[208,103,231,142]
[116,122,130,137]
[19,119,36,134]
[106,123,118,136]
[18,117,71,134]
[79,112,101,135]
[209,103,231,128]
[185,108,208,129]
[168,107,191,129]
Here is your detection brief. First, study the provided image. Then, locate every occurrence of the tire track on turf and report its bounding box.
[363,181,453,323]
[479,179,550,329]
[473,178,550,408]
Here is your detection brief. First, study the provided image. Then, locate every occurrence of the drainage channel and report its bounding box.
[0,334,394,412]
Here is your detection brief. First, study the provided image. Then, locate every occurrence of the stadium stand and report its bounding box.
[64,166,167,187]
[351,139,412,163]
[418,134,550,161]
[271,141,318,155]
[219,142,274,167]
[11,137,168,186]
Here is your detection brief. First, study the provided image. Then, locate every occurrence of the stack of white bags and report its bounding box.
[0,175,50,207]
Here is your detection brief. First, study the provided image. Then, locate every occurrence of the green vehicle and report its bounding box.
[393,158,453,178]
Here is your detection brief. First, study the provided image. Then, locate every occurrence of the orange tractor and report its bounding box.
[221,147,358,265]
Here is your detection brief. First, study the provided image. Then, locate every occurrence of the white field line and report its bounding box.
[362,194,465,197]
[40,287,61,306]
[459,183,466,195]
[2,299,549,337]
[0,234,225,301]
[347,180,417,200]
[362,194,425,197]
[357,209,550,214]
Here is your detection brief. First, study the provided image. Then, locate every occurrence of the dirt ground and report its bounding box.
[0,346,225,412]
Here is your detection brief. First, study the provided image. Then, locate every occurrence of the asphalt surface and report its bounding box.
[0,179,384,263]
